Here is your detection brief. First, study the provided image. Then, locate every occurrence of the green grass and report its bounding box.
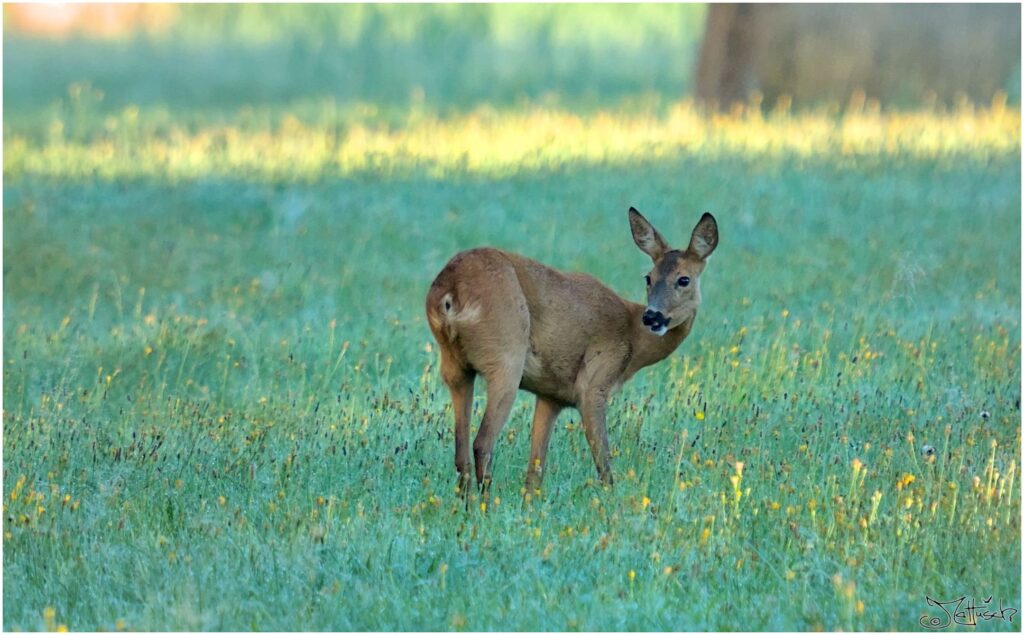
[3,15,1022,631]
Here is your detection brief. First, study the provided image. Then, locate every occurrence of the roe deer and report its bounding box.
[425,207,718,495]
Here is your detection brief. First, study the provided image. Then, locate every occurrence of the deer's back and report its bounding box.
[427,247,634,405]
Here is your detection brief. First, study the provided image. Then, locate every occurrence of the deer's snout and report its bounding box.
[642,308,671,332]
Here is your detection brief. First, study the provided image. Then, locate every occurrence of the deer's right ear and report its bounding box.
[629,207,669,261]
[687,212,719,260]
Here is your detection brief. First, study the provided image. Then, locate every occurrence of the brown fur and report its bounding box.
[425,208,719,494]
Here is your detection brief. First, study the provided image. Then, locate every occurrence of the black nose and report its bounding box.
[642,309,669,328]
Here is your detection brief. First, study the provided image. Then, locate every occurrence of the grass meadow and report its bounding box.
[3,7,1022,631]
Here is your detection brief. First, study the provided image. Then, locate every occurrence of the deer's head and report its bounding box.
[629,207,719,336]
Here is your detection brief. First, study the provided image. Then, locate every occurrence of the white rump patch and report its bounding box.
[453,302,482,324]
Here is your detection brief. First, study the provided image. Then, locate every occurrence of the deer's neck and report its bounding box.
[625,303,694,378]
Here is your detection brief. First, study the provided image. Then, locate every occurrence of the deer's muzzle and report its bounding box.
[642,308,671,333]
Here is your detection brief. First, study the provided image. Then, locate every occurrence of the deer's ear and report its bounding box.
[687,212,719,260]
[629,207,669,261]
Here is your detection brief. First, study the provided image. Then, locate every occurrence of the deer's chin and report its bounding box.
[650,325,668,337]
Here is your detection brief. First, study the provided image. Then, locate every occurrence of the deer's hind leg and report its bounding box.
[457,272,530,495]
[439,349,476,495]
[472,354,525,494]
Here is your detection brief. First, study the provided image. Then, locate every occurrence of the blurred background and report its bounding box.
[5,4,708,119]
[5,3,1020,120]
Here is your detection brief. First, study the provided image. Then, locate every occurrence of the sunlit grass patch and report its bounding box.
[4,98,1019,181]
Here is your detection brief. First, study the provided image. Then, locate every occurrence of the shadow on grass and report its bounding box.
[4,150,1019,333]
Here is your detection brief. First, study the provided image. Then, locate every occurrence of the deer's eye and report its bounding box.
[644,275,652,287]
[677,276,691,288]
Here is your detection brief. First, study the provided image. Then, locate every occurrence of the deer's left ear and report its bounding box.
[687,213,719,260]
[629,207,670,261]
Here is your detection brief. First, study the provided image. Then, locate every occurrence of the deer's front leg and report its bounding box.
[580,395,613,485]
[524,396,564,495]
